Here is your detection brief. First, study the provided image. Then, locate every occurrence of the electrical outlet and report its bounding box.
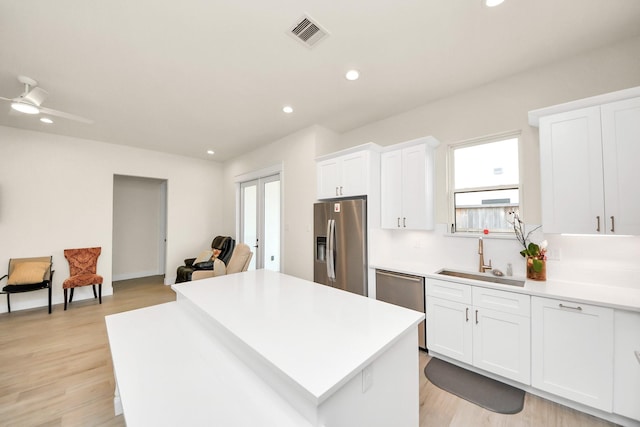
[362,365,373,392]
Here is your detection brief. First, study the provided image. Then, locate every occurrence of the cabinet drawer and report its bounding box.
[426,279,471,304]
[472,287,530,317]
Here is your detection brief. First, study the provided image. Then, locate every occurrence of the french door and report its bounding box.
[239,174,281,271]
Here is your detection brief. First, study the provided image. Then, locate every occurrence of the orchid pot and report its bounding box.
[526,255,546,281]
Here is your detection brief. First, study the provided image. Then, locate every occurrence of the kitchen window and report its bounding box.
[449,134,520,234]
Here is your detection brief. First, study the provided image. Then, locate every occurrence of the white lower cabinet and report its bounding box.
[426,279,531,384]
[613,310,640,421]
[471,287,531,384]
[425,276,640,423]
[426,296,473,364]
[531,296,614,412]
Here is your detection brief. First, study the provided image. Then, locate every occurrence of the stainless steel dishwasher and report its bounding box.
[375,269,426,350]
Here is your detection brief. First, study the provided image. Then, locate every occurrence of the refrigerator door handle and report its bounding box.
[326,219,332,279]
[327,219,336,281]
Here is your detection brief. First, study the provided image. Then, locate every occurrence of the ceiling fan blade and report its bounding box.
[2,97,40,115]
[39,106,94,124]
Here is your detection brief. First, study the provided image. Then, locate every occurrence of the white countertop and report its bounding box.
[172,270,425,404]
[371,261,640,312]
[106,302,313,427]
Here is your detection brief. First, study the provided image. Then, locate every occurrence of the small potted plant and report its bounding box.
[508,211,547,281]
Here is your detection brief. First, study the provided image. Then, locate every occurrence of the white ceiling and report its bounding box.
[1,0,640,162]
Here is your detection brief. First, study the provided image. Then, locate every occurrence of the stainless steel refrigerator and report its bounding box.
[314,197,367,296]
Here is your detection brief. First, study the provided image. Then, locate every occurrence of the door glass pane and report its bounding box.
[263,179,280,271]
[239,174,281,272]
[242,183,257,270]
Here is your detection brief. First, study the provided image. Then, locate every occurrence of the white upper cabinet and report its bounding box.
[316,145,380,200]
[601,97,640,235]
[381,149,404,228]
[530,88,640,235]
[538,107,604,234]
[317,157,342,199]
[381,137,439,230]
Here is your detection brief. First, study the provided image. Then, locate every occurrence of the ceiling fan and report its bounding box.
[0,75,93,124]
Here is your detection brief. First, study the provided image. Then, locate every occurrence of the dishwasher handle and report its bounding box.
[375,270,423,282]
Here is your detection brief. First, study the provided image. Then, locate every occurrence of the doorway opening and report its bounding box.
[112,175,167,282]
[237,167,282,271]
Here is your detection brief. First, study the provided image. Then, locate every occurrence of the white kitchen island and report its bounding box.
[105,270,425,426]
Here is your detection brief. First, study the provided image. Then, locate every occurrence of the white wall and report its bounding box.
[338,35,640,226]
[221,125,339,281]
[343,35,640,288]
[0,126,223,312]
[220,35,640,288]
[3,36,639,314]
[112,175,166,280]
[370,227,640,290]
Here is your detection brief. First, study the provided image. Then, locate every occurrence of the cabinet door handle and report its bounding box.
[475,309,479,324]
[559,303,582,311]
[339,186,343,195]
[397,217,400,228]
[596,216,601,232]
[611,216,615,233]
[403,217,406,228]
[335,187,339,196]
[465,307,469,322]
[635,350,640,365]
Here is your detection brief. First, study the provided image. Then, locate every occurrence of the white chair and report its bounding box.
[191,244,253,281]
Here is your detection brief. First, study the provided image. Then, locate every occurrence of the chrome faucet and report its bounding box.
[478,237,492,273]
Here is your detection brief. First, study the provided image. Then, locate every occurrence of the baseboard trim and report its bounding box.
[113,270,162,282]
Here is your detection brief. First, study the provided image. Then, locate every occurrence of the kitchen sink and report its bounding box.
[437,269,526,287]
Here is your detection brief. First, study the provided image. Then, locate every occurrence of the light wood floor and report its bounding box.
[0,276,616,426]
[418,353,615,427]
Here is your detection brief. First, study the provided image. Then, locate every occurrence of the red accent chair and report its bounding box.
[63,247,103,310]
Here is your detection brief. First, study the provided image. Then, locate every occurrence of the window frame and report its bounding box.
[447,131,523,236]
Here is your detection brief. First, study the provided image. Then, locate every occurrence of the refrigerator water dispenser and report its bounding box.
[316,237,326,262]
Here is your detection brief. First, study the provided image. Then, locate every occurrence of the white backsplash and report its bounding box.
[370,224,640,289]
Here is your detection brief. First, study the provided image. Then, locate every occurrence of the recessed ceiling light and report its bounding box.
[484,0,505,7]
[40,117,53,124]
[283,105,293,114]
[207,150,215,155]
[345,70,360,81]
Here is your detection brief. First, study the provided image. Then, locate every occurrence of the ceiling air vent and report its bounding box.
[288,14,329,48]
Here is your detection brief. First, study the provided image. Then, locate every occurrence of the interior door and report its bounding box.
[240,180,258,270]
[240,174,281,271]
